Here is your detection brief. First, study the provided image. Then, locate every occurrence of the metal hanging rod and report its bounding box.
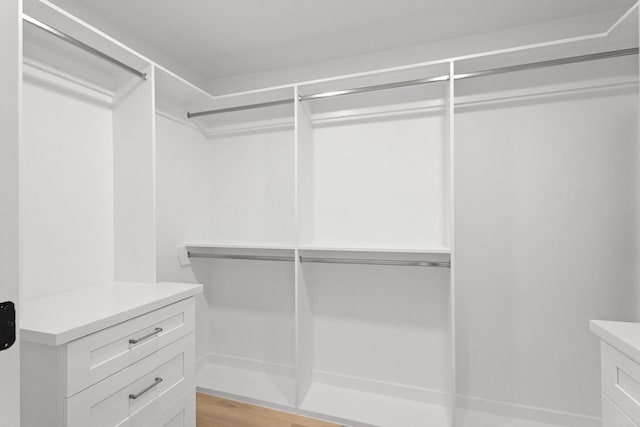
[23,14,147,80]
[187,98,294,119]
[298,74,451,102]
[299,256,451,268]
[185,47,638,118]
[299,47,638,101]
[454,47,639,80]
[187,252,295,262]
[186,251,450,267]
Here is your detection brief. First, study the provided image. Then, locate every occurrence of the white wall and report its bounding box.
[203,259,295,366]
[208,129,295,245]
[308,115,446,249]
[308,263,450,392]
[21,65,114,300]
[455,68,638,420]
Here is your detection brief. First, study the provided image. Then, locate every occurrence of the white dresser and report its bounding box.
[20,282,202,427]
[591,320,640,427]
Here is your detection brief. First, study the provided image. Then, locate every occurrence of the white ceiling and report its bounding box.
[50,0,636,81]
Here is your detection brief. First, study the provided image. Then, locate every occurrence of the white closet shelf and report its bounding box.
[182,242,295,251]
[178,243,451,266]
[300,383,449,427]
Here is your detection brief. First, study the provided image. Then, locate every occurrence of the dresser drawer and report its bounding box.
[66,333,194,427]
[603,394,638,427]
[66,298,195,396]
[142,388,195,427]
[602,342,640,425]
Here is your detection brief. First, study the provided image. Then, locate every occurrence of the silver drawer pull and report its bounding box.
[129,377,163,400]
[129,327,163,345]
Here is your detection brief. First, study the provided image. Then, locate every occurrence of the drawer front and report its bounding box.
[142,388,195,427]
[603,394,638,427]
[602,342,640,424]
[66,333,195,427]
[66,298,195,396]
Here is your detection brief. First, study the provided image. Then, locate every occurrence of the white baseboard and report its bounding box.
[195,353,600,427]
[197,352,296,377]
[456,395,600,427]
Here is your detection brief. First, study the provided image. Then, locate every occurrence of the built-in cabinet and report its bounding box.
[18,3,202,426]
[11,1,640,426]
[21,285,200,427]
[592,321,640,427]
[156,63,456,426]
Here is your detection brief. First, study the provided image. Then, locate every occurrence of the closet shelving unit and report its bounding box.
[162,62,457,426]
[292,64,454,427]
[16,0,639,425]
[156,82,300,407]
[171,22,638,427]
[21,3,158,299]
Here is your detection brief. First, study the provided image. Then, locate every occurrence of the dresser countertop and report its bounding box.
[21,282,203,345]
[590,319,640,363]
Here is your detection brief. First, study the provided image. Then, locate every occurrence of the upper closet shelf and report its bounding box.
[177,243,450,268]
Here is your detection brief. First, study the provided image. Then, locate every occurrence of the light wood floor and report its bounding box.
[196,393,340,427]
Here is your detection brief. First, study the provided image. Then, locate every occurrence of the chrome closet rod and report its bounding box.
[187,252,295,262]
[299,256,451,268]
[185,47,638,118]
[23,14,147,80]
[454,47,639,80]
[187,98,294,118]
[298,74,451,101]
[299,47,638,101]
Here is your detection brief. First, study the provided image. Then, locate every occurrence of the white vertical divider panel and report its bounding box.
[0,1,21,425]
[447,62,456,427]
[295,86,315,406]
[637,5,640,323]
[114,66,156,282]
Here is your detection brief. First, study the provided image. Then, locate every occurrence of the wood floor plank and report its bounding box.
[196,393,339,427]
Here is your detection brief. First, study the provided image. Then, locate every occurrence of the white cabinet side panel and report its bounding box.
[155,114,210,283]
[155,114,211,360]
[114,69,156,282]
[0,1,21,426]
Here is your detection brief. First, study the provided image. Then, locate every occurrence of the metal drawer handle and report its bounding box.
[129,327,163,345]
[129,377,163,400]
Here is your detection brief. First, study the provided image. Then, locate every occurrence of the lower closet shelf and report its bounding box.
[300,383,449,427]
[196,360,296,408]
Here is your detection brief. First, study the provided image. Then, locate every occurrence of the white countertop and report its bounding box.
[590,320,640,363]
[21,282,203,346]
